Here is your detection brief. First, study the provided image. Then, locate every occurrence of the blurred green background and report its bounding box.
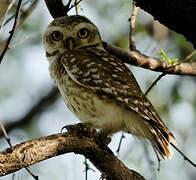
[0,0,196,179]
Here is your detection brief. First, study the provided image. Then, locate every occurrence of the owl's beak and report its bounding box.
[65,37,75,51]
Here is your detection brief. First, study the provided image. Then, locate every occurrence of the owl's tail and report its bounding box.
[150,122,176,159]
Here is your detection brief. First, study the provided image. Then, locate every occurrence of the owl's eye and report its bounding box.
[51,31,63,41]
[77,28,89,39]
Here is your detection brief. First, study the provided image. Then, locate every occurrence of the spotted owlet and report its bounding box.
[43,15,176,159]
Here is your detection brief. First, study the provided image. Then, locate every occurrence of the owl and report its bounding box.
[43,15,176,159]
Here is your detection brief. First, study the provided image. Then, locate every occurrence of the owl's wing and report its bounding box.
[61,47,167,129]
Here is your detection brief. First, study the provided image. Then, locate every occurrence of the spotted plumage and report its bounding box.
[43,15,176,158]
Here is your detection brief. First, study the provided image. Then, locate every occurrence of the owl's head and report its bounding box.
[43,15,102,61]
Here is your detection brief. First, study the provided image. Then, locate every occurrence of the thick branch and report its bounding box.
[0,124,145,180]
[44,0,68,18]
[103,42,196,76]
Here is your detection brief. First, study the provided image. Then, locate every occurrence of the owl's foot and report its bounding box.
[62,123,96,138]
[63,123,111,143]
[62,123,112,153]
[95,132,113,154]
[96,131,111,145]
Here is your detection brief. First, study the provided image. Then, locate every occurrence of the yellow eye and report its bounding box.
[51,31,63,41]
[77,28,89,39]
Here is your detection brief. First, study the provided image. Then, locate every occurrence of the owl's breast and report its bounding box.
[49,59,127,134]
[50,60,99,119]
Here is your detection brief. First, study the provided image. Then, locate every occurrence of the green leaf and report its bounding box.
[159,49,178,64]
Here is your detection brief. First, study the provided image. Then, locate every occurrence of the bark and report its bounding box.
[0,124,145,180]
[44,0,69,18]
[103,42,196,76]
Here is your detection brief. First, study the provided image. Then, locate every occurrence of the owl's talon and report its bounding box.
[63,123,96,137]
[63,123,82,132]
[61,125,67,133]
[96,132,111,145]
[95,133,113,154]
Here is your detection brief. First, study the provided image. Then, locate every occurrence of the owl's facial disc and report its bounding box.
[43,15,103,59]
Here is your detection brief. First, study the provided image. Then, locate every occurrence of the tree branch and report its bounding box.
[103,42,196,76]
[0,0,22,64]
[0,124,145,180]
[129,2,139,51]
[44,0,69,18]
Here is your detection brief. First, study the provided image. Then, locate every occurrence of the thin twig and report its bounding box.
[143,143,155,172]
[68,0,83,12]
[83,157,95,180]
[152,146,161,171]
[0,0,23,63]
[9,35,29,49]
[0,120,12,147]
[0,0,16,37]
[129,1,139,51]
[0,0,39,52]
[65,0,72,10]
[1,0,32,27]
[84,158,88,180]
[171,143,196,168]
[25,168,39,180]
[116,133,125,157]
[3,14,15,26]
[145,73,166,96]
[183,50,196,62]
[75,0,79,15]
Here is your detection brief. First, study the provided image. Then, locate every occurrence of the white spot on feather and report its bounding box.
[124,98,129,103]
[104,82,110,87]
[116,97,123,101]
[87,62,96,67]
[152,111,156,116]
[109,62,118,66]
[116,67,123,71]
[92,74,100,79]
[144,102,150,106]
[93,79,103,84]
[144,109,149,114]
[104,88,113,94]
[132,107,139,112]
[102,57,109,62]
[134,100,139,104]
[70,57,76,63]
[83,71,90,77]
[89,68,98,73]
[71,67,79,73]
